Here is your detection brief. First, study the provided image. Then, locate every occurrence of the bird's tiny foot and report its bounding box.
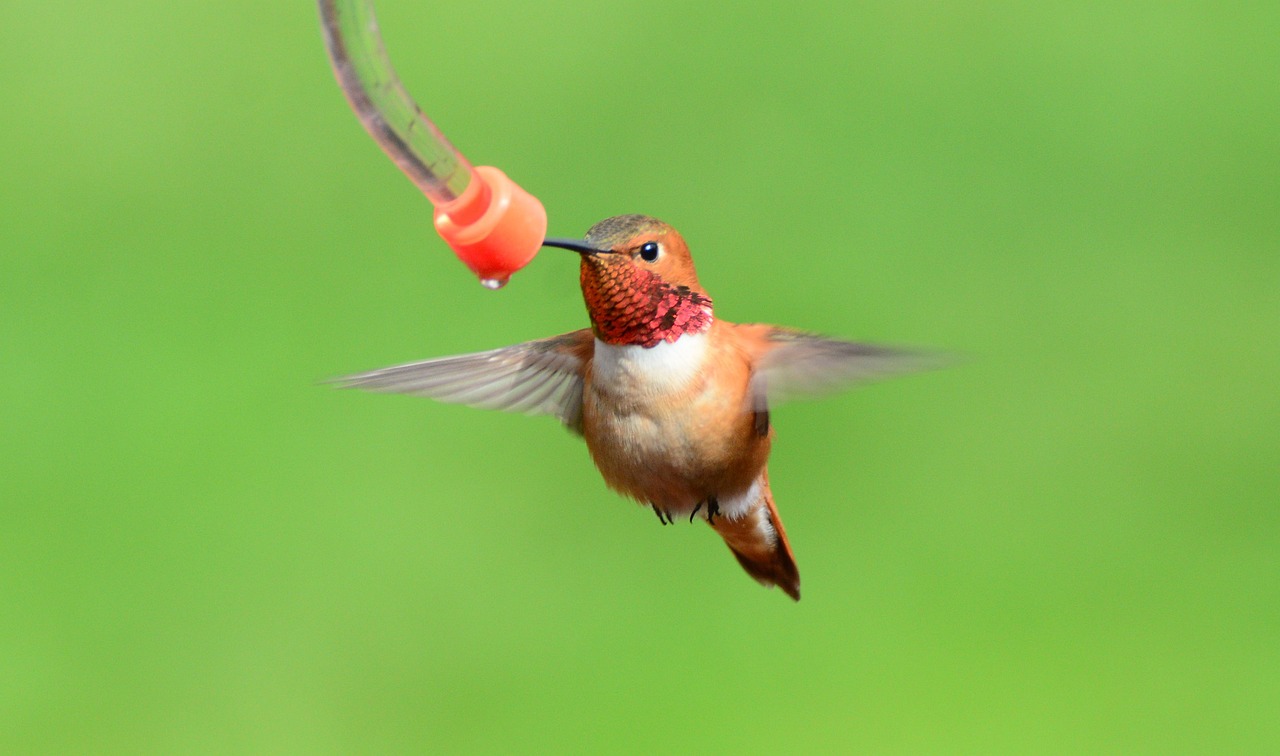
[651,504,671,526]
[706,496,721,525]
[689,501,703,523]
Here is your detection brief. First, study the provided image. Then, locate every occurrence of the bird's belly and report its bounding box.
[583,336,768,513]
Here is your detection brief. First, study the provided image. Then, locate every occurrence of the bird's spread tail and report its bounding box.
[709,472,800,601]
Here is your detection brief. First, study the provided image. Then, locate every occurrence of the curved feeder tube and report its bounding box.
[318,0,546,287]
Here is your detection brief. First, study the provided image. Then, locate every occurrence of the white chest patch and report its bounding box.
[592,332,710,396]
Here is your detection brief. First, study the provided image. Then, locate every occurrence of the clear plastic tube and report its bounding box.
[318,0,548,287]
[318,0,473,204]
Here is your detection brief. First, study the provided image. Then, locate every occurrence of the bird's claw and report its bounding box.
[689,501,703,522]
[705,496,721,525]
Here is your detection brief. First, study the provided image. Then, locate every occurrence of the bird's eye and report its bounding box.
[639,241,660,262]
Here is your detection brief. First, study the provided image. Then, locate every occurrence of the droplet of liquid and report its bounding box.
[479,277,508,290]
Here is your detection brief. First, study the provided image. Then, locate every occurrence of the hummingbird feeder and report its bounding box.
[318,0,547,288]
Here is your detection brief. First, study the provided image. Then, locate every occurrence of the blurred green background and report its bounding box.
[3,1,1277,752]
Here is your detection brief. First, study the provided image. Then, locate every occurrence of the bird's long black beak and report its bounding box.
[542,237,609,255]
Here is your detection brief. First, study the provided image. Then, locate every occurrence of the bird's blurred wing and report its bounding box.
[746,327,942,414]
[332,329,594,434]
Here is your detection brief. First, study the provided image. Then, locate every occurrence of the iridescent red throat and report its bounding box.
[581,265,713,348]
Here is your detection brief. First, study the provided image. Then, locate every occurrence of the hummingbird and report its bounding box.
[337,215,931,600]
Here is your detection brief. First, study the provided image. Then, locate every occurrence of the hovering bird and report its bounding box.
[338,215,932,600]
